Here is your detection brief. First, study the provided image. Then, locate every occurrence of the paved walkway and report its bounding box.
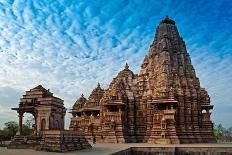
[1,143,232,155]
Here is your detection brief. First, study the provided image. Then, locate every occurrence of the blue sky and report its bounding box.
[0,0,231,129]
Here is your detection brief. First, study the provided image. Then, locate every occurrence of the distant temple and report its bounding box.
[69,16,215,144]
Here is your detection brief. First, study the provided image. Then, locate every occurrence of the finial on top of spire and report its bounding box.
[97,82,101,88]
[165,15,169,19]
[125,63,129,70]
[161,15,175,25]
[81,94,84,97]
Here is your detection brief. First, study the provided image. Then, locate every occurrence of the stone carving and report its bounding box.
[70,16,215,144]
[70,83,104,142]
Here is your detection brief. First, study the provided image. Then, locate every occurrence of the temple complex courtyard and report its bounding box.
[1,143,232,155]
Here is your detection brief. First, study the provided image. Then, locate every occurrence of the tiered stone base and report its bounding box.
[8,130,91,152]
[39,130,91,152]
[7,135,41,149]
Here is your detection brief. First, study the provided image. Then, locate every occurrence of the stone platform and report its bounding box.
[7,130,91,152]
[2,143,232,155]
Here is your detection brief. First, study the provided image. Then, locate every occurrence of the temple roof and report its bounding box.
[88,83,104,101]
[100,63,135,103]
[23,84,54,98]
[117,63,134,78]
[102,78,128,103]
[74,94,87,106]
[31,85,48,92]
[13,85,65,112]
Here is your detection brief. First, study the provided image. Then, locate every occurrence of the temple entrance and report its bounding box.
[41,119,46,131]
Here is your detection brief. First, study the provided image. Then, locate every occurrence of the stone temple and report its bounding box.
[70,16,215,144]
[9,85,91,152]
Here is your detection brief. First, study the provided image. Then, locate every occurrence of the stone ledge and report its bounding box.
[110,146,232,155]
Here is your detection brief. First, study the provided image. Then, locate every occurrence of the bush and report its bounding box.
[0,141,7,147]
[214,123,232,142]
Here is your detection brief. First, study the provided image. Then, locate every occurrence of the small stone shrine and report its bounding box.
[8,85,91,152]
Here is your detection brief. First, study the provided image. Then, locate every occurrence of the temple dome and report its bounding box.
[88,83,104,102]
[119,63,134,77]
[73,94,86,109]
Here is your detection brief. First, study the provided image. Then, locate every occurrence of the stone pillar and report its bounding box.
[171,104,174,110]
[16,113,23,136]
[34,114,38,135]
[119,106,122,112]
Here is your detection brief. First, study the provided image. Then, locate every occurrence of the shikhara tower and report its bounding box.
[70,16,215,144]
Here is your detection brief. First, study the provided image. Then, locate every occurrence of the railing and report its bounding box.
[104,112,123,123]
[151,109,176,121]
[75,117,101,125]
[163,109,176,114]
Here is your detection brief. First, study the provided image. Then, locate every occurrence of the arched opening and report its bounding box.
[41,119,46,130]
[23,113,35,136]
[202,109,207,113]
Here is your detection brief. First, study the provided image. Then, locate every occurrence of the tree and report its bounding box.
[0,117,35,140]
[3,121,18,140]
[228,127,232,136]
[23,116,34,135]
[213,123,232,142]
[22,124,30,136]
[0,130,7,140]
[25,116,34,129]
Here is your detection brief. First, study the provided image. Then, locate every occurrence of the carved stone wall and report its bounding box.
[70,16,215,144]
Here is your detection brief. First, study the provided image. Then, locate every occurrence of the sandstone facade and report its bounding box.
[70,16,215,144]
